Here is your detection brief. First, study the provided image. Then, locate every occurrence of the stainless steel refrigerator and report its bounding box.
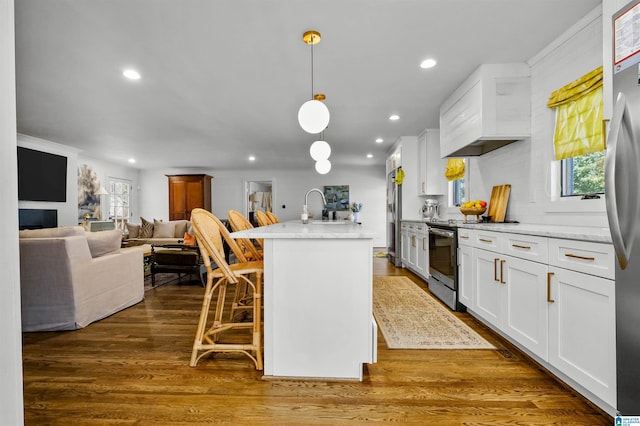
[608,1,640,414]
[387,168,402,267]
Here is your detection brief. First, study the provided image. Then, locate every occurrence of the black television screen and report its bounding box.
[17,147,68,202]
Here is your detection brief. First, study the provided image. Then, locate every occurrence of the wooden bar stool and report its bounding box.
[189,208,263,370]
[205,210,262,322]
[265,211,279,223]
[228,210,263,259]
[255,210,272,226]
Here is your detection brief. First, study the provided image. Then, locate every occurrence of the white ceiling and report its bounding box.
[14,0,601,171]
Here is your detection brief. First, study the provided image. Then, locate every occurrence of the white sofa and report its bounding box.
[19,226,144,331]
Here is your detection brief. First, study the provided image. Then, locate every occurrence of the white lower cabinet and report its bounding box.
[547,266,616,407]
[457,242,473,308]
[460,229,616,411]
[401,221,429,281]
[502,254,548,360]
[473,250,548,360]
[400,223,410,266]
[473,248,504,329]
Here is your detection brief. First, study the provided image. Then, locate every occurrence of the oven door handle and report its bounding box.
[429,228,454,238]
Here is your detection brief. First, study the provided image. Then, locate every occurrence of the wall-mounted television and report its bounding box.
[17,147,68,202]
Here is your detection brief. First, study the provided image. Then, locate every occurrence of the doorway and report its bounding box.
[244,179,274,227]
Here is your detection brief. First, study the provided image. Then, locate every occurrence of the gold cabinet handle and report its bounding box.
[460,235,469,240]
[494,258,499,281]
[547,272,555,303]
[411,235,416,247]
[512,244,531,250]
[565,253,595,261]
[479,238,493,244]
[500,259,506,284]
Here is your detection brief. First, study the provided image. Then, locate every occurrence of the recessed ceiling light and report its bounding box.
[366,153,373,159]
[375,138,383,144]
[420,58,437,69]
[248,155,256,162]
[389,114,400,121]
[128,158,136,164]
[123,69,141,80]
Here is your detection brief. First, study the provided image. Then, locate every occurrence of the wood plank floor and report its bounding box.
[22,258,613,425]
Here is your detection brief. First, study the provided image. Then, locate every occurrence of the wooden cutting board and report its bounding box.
[487,184,511,223]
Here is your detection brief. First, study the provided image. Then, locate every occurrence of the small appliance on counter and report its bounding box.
[421,199,440,220]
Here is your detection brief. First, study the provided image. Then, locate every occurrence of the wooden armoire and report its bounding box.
[167,174,212,220]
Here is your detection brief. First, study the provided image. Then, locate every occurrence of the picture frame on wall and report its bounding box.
[323,185,350,211]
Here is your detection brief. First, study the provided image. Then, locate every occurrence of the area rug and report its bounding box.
[373,276,495,349]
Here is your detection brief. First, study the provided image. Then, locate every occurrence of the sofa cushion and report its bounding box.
[153,220,176,238]
[19,226,85,239]
[139,217,154,238]
[126,222,140,238]
[86,229,122,258]
[172,220,189,238]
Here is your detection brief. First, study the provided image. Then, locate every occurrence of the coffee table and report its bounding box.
[150,243,202,287]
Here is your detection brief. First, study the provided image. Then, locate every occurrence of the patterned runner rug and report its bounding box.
[373,276,495,349]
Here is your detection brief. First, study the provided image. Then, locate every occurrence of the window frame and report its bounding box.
[108,177,132,230]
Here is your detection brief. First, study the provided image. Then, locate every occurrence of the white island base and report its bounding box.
[232,221,377,380]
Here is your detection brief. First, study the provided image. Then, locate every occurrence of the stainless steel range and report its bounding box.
[425,220,465,312]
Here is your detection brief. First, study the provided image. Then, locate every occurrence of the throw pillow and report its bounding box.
[139,217,154,238]
[86,229,122,258]
[153,220,176,238]
[183,232,196,246]
[125,222,140,239]
[173,220,189,238]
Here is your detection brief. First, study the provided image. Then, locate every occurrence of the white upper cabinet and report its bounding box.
[439,63,531,158]
[417,129,446,196]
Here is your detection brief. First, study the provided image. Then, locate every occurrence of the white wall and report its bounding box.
[17,134,80,226]
[453,7,606,228]
[16,134,141,227]
[1,0,24,422]
[139,164,387,247]
[78,154,141,222]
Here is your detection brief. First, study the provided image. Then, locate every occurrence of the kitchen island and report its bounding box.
[231,220,377,380]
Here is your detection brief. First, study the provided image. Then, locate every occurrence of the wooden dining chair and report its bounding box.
[255,210,272,227]
[265,211,279,223]
[227,210,263,259]
[189,208,263,370]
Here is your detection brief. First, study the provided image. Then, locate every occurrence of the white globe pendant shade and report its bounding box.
[298,99,330,134]
[315,159,332,174]
[310,140,331,161]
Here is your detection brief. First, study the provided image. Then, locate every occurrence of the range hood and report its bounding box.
[443,136,529,157]
[439,63,531,158]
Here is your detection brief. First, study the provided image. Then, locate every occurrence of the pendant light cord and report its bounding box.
[310,34,314,98]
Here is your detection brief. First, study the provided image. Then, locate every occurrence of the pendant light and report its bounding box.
[298,30,330,134]
[315,159,332,174]
[310,139,331,161]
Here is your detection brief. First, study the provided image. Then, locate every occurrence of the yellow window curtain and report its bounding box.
[444,158,465,181]
[547,66,604,161]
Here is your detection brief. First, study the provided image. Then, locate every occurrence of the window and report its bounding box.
[452,178,465,206]
[108,177,131,229]
[560,150,605,197]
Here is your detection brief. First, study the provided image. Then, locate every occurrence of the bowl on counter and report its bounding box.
[460,207,487,222]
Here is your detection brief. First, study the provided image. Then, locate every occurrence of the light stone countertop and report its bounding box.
[230,220,375,239]
[400,219,612,244]
[459,223,612,244]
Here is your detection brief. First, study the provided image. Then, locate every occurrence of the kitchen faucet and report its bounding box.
[302,188,327,223]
